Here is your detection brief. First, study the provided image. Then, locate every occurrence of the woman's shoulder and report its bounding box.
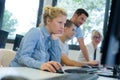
[28,27,42,35]
[24,27,42,40]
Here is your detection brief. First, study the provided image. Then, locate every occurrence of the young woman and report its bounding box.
[78,30,102,65]
[86,30,102,63]
[9,6,67,73]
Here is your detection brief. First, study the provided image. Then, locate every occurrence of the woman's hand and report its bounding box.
[51,34,62,40]
[40,61,62,73]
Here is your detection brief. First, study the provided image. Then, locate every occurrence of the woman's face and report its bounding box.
[92,35,101,45]
[47,14,67,35]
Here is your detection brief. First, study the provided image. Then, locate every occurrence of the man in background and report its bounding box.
[70,8,89,61]
[59,19,98,66]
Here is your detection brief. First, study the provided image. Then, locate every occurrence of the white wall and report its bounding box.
[68,50,80,61]
[5,43,13,50]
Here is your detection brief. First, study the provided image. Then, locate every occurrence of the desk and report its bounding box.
[0,67,118,80]
[63,66,117,80]
[0,67,64,80]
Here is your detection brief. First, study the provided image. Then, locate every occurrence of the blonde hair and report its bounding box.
[91,30,102,39]
[43,6,67,25]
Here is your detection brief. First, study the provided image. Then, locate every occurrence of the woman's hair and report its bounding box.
[43,6,67,25]
[91,30,102,39]
[64,19,74,28]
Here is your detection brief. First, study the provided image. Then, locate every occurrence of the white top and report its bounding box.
[78,42,101,63]
[86,42,101,62]
[59,39,69,55]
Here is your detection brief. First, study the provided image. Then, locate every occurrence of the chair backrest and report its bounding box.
[0,49,16,67]
[13,34,24,51]
[0,30,9,48]
[69,45,80,50]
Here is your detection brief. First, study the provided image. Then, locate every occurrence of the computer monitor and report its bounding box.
[13,34,24,51]
[100,0,120,78]
[0,30,9,48]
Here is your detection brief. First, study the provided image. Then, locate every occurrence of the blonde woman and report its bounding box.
[86,30,102,63]
[78,30,102,65]
[9,6,67,73]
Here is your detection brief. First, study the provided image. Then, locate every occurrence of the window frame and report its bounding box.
[0,0,111,47]
[1,0,44,43]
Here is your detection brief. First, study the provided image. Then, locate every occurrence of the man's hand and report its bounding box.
[87,60,99,66]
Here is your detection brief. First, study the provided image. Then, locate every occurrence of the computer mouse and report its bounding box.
[43,65,64,74]
[56,68,64,74]
[81,65,92,68]
[1,75,28,80]
[43,69,50,72]
[51,64,64,74]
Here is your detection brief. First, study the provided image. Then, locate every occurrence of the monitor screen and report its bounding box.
[100,0,120,78]
[13,34,24,51]
[101,0,120,67]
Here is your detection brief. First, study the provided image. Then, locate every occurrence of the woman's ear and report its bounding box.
[46,18,51,24]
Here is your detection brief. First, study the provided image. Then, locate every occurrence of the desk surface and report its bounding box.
[0,67,64,80]
[0,66,118,80]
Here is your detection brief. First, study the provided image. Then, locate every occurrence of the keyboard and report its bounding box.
[64,68,98,74]
[47,73,98,80]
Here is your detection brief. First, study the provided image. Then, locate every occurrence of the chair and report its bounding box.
[0,49,16,67]
[69,45,80,50]
[0,30,9,48]
[13,34,24,51]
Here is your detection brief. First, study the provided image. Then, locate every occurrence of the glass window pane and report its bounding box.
[2,0,39,39]
[57,0,106,45]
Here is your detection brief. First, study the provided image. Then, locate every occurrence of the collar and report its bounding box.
[40,26,51,38]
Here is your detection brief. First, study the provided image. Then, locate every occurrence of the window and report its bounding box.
[57,0,106,45]
[2,0,39,39]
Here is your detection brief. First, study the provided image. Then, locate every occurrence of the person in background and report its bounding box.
[85,30,102,63]
[9,6,67,73]
[70,8,90,61]
[59,19,98,67]
[78,30,102,64]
